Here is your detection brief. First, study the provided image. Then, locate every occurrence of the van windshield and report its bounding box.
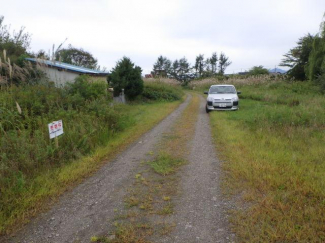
[209,86,236,94]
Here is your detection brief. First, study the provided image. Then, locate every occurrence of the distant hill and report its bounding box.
[269,68,287,74]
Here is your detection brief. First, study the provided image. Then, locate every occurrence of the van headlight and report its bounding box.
[232,97,238,101]
[207,97,213,102]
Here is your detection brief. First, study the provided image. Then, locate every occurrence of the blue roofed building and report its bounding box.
[26,58,109,87]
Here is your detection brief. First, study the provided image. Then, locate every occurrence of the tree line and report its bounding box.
[152,52,231,85]
[280,14,325,90]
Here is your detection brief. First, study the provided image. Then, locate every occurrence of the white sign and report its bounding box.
[48,120,64,139]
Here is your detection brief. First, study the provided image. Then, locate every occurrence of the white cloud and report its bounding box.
[1,0,324,74]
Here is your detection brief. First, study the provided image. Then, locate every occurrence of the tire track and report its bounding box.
[159,95,235,243]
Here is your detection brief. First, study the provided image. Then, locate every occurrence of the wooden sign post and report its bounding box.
[48,120,64,148]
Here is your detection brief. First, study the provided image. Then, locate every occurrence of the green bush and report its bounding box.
[67,75,108,101]
[109,57,143,99]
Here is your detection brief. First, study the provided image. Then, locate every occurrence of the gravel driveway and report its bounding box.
[159,96,235,243]
[3,94,234,243]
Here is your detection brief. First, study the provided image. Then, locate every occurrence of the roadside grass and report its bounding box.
[97,94,200,242]
[0,98,182,235]
[209,81,325,242]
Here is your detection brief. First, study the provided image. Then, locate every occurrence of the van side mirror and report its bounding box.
[204,91,208,94]
[237,91,241,94]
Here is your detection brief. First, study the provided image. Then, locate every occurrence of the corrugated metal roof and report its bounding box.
[25,58,109,75]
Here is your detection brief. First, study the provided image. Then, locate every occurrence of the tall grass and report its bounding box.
[140,81,183,101]
[209,80,325,242]
[143,77,179,86]
[190,74,289,91]
[0,79,182,235]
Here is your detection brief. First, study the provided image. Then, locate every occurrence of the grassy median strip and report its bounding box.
[0,99,182,235]
[96,94,200,243]
[209,81,325,242]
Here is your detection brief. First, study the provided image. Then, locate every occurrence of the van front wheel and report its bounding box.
[206,105,210,113]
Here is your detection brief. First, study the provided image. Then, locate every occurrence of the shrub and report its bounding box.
[66,75,108,101]
[109,57,143,99]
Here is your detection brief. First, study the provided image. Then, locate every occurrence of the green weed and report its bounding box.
[148,153,185,176]
[157,203,173,215]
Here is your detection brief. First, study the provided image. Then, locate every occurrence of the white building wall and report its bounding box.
[40,66,79,87]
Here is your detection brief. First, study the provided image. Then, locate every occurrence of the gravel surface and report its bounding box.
[2,96,191,243]
[159,96,235,243]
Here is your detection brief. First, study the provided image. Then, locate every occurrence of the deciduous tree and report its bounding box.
[218,52,231,75]
[194,54,205,77]
[306,16,325,82]
[210,52,218,74]
[56,44,99,70]
[248,66,269,75]
[153,55,172,75]
[280,33,314,80]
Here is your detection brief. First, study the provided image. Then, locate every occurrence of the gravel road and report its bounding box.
[159,96,235,243]
[3,94,234,243]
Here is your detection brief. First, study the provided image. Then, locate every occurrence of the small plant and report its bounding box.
[148,153,185,176]
[125,196,140,207]
[157,203,173,215]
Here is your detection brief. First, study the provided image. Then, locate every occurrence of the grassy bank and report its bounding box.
[0,80,183,235]
[209,81,325,242]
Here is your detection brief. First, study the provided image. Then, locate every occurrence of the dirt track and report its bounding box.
[3,94,234,243]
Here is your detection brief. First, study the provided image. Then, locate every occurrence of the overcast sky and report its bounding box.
[1,0,325,74]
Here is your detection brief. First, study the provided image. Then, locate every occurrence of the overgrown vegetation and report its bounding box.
[0,78,182,235]
[208,80,325,242]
